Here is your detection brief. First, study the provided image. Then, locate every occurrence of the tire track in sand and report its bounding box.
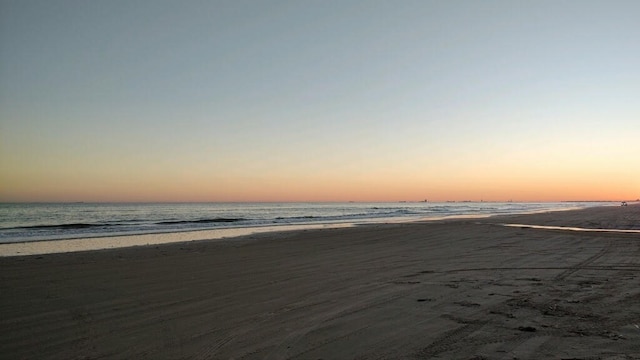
[554,239,613,281]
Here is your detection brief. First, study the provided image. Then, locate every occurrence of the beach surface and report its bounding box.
[1,204,639,359]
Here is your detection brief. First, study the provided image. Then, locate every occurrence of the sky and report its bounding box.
[1,0,638,202]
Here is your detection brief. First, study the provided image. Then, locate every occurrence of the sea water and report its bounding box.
[0,201,617,256]
[0,202,614,246]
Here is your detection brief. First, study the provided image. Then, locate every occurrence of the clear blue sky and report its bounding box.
[1,0,639,202]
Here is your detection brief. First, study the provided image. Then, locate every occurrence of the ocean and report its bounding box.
[0,201,614,245]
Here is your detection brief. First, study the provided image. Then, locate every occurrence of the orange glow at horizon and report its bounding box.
[1,166,637,203]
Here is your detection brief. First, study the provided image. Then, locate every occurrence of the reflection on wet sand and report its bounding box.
[502,223,640,233]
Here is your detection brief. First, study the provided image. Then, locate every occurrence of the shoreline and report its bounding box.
[0,222,357,257]
[0,203,627,257]
[1,204,639,359]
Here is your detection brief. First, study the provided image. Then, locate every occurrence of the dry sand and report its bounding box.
[1,204,639,359]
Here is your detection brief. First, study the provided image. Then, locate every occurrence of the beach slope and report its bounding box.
[1,205,639,359]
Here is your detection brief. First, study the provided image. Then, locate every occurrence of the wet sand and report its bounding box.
[1,204,639,359]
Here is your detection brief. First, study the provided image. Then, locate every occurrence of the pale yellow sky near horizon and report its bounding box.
[1,1,639,202]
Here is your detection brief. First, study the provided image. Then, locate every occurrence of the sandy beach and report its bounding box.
[1,204,639,359]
